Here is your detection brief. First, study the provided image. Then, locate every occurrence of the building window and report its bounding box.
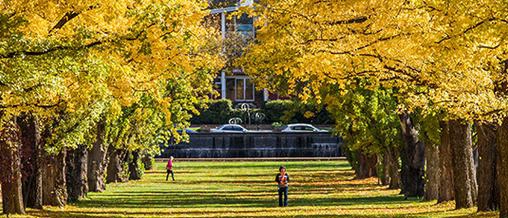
[235,13,254,37]
[235,78,255,101]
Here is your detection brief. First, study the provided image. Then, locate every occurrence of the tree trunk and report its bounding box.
[129,151,143,180]
[42,150,68,207]
[438,121,454,203]
[142,154,154,171]
[381,152,390,186]
[387,146,400,189]
[66,144,88,203]
[106,147,129,183]
[354,151,377,179]
[399,112,425,198]
[381,147,400,189]
[424,143,440,201]
[449,120,476,209]
[477,123,499,212]
[0,120,25,214]
[18,115,43,209]
[88,119,108,192]
[497,117,508,217]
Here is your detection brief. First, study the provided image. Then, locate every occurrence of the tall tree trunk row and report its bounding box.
[66,144,88,203]
[497,118,508,217]
[0,120,25,214]
[42,150,68,207]
[129,151,143,180]
[88,119,108,192]
[398,112,425,198]
[424,143,440,201]
[477,123,499,211]
[18,115,43,209]
[438,121,454,203]
[107,147,129,183]
[449,120,476,209]
[387,147,401,189]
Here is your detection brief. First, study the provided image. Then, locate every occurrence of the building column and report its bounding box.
[263,88,269,102]
[221,12,226,39]
[221,71,226,99]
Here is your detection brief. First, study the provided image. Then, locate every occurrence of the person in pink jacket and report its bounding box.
[166,156,175,181]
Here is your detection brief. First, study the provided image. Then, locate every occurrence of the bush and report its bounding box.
[191,99,333,125]
[191,99,234,124]
[262,100,332,124]
[263,100,295,123]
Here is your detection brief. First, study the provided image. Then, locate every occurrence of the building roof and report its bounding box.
[210,0,253,14]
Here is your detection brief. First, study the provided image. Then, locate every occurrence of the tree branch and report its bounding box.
[436,17,495,44]
[49,4,99,34]
[325,16,368,25]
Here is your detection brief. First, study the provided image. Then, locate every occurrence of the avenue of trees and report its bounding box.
[0,0,223,214]
[240,0,508,217]
[2,0,508,217]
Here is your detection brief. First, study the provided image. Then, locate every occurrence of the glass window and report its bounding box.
[235,78,255,101]
[304,126,315,131]
[236,13,254,36]
[226,78,235,100]
[236,79,245,100]
[245,79,254,100]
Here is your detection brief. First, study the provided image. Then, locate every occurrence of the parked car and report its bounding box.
[177,129,198,134]
[280,124,328,133]
[210,124,248,133]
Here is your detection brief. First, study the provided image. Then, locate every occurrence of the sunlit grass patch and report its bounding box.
[6,160,498,217]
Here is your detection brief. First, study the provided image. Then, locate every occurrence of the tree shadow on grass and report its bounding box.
[25,161,452,217]
[76,192,412,209]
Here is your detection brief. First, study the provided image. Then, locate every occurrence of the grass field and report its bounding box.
[5,160,499,217]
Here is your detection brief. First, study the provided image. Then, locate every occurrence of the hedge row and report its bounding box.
[190,99,332,125]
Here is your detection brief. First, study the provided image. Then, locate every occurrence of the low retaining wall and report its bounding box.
[158,132,343,158]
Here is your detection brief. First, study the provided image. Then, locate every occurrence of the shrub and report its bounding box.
[191,99,332,125]
[263,100,333,124]
[191,99,234,124]
[263,100,295,123]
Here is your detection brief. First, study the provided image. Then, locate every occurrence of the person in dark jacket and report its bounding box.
[275,166,289,207]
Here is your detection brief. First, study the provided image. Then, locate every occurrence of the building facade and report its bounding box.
[210,0,279,108]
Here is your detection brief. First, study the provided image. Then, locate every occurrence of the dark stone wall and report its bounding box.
[159,133,343,158]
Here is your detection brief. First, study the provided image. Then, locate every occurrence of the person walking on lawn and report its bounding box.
[166,156,175,181]
[275,166,289,207]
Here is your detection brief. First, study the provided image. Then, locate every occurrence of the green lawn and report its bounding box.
[8,160,499,217]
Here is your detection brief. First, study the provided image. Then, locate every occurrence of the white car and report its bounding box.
[210,124,248,133]
[280,124,328,133]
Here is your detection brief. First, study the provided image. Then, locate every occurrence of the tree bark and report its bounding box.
[42,150,68,207]
[106,147,129,183]
[438,121,454,203]
[424,143,440,201]
[381,147,400,189]
[18,115,43,209]
[66,144,88,203]
[88,119,108,192]
[497,117,508,217]
[0,120,25,214]
[129,151,143,180]
[449,120,476,209]
[477,123,499,211]
[399,112,425,198]
[381,152,390,186]
[387,146,401,189]
[353,151,377,179]
[142,154,154,171]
